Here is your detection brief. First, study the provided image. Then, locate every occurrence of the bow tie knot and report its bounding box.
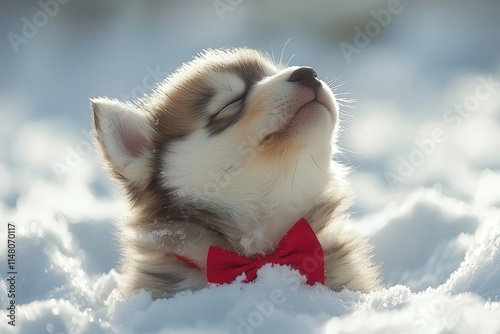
[206,218,325,285]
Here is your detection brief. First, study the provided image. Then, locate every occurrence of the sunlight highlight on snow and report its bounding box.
[1,1,500,333]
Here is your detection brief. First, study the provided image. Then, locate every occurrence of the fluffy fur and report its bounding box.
[91,47,381,299]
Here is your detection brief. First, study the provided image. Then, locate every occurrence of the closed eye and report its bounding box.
[206,91,248,135]
[214,94,245,116]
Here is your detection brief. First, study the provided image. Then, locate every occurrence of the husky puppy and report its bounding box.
[92,48,381,299]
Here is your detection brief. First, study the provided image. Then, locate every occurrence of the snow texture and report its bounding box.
[1,1,500,333]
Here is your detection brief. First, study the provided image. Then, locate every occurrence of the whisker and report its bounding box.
[337,97,355,103]
[337,152,353,165]
[285,53,296,67]
[338,146,363,155]
[311,154,328,176]
[336,101,355,107]
[329,81,349,91]
[335,144,360,165]
[326,76,341,86]
[337,101,355,108]
[279,38,292,66]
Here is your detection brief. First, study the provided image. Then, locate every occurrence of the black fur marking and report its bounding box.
[205,96,247,135]
[204,62,266,135]
[192,89,215,114]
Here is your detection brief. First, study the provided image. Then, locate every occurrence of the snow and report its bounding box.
[1,1,500,333]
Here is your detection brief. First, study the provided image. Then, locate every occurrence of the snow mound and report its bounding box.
[1,178,500,333]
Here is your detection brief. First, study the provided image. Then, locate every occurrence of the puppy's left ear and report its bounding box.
[91,97,153,189]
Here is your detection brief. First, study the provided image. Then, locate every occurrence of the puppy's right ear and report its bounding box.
[91,98,153,189]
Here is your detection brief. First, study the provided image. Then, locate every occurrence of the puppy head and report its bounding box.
[92,48,340,216]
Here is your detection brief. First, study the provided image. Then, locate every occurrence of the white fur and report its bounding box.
[205,72,246,116]
[92,98,152,186]
[92,48,381,298]
[162,67,336,254]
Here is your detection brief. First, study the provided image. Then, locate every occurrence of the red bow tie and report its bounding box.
[202,218,325,285]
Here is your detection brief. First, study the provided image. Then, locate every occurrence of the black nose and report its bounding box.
[288,66,320,89]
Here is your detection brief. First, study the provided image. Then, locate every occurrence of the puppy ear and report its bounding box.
[91,98,152,188]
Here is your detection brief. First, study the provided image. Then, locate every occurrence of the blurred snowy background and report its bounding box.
[1,1,500,333]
